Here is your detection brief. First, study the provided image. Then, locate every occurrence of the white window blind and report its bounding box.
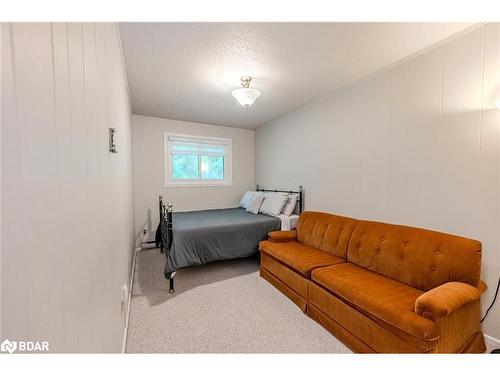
[167,135,230,157]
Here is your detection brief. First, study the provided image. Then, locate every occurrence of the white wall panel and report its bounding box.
[255,23,500,341]
[439,28,483,236]
[416,48,444,229]
[1,22,134,352]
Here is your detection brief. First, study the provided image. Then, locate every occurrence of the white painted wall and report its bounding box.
[1,23,134,352]
[0,23,3,342]
[132,115,254,240]
[255,24,500,341]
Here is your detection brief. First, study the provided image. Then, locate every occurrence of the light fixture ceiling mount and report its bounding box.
[232,76,261,108]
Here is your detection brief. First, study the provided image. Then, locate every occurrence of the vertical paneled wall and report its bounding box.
[255,24,500,341]
[1,23,134,352]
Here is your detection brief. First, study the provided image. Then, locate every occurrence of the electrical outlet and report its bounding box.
[121,284,128,320]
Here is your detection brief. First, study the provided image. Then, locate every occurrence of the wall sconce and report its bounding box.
[109,127,118,153]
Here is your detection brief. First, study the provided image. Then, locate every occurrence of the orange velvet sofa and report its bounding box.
[259,211,487,353]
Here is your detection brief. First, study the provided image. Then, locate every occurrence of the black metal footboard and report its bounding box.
[157,195,175,293]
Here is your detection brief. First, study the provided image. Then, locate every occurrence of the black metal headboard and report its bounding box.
[255,185,304,214]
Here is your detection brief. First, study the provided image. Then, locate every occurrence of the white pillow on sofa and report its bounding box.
[259,193,288,217]
[246,193,265,214]
[281,194,298,216]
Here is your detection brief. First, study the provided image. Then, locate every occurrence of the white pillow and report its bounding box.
[246,193,264,214]
[281,194,298,216]
[239,191,256,209]
[259,192,288,217]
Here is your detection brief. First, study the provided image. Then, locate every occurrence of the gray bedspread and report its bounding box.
[164,207,281,274]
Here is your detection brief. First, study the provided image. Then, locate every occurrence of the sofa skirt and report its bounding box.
[260,253,309,312]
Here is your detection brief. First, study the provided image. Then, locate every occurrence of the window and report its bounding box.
[164,133,232,187]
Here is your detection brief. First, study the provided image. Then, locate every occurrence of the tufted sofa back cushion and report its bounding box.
[297,211,358,259]
[347,220,482,291]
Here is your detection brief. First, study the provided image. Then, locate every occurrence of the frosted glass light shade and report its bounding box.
[232,87,261,107]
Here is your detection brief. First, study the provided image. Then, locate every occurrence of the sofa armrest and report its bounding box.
[415,281,486,318]
[268,230,297,243]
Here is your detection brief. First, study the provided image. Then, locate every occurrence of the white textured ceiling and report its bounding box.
[119,22,475,129]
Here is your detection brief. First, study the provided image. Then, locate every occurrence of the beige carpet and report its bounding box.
[125,249,351,353]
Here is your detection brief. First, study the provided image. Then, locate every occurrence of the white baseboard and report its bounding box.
[484,334,500,353]
[121,247,140,354]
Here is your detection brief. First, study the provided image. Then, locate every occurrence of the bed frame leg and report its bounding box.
[169,277,174,294]
[165,272,175,294]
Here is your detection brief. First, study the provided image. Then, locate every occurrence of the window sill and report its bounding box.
[163,182,233,188]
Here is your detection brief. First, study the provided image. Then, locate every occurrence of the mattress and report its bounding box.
[164,207,281,274]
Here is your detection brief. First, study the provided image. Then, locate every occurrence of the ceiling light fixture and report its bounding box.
[232,76,261,108]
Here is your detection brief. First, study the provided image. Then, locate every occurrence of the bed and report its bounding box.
[155,185,303,293]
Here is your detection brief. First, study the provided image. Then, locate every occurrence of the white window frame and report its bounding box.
[164,132,233,187]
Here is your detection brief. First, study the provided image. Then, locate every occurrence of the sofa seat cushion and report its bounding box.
[311,263,437,340]
[259,240,345,278]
